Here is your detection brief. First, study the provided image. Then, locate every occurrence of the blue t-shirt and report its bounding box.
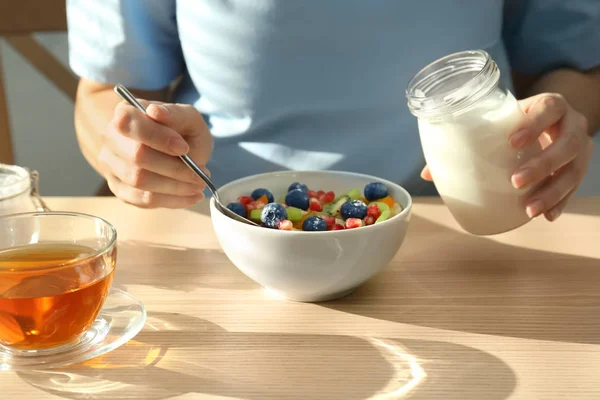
[66,0,600,195]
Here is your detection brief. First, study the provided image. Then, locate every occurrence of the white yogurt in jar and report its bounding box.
[418,90,541,234]
[407,50,542,235]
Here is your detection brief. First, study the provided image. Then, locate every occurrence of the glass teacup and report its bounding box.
[0,212,117,354]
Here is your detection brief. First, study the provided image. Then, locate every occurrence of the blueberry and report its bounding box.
[260,203,288,228]
[364,182,389,201]
[302,216,328,231]
[226,202,247,218]
[340,200,367,219]
[251,188,274,203]
[288,182,308,193]
[285,189,310,210]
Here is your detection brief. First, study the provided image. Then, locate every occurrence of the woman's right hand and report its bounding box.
[99,101,213,208]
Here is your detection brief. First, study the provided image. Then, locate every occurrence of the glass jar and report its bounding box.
[406,50,542,235]
[0,164,49,217]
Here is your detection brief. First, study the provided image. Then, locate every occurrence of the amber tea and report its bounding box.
[0,243,115,351]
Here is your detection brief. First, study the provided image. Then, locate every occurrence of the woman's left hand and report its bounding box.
[508,93,594,221]
[421,92,595,221]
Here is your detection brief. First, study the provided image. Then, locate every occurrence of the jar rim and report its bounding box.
[406,49,498,118]
[0,164,32,200]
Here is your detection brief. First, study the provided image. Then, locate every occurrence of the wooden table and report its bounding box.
[3,196,600,399]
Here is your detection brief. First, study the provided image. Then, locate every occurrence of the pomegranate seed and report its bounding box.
[277,220,293,230]
[332,223,345,230]
[322,215,335,230]
[238,196,254,206]
[367,204,381,219]
[364,215,375,225]
[345,218,364,229]
[307,190,318,198]
[309,198,323,212]
[320,191,335,204]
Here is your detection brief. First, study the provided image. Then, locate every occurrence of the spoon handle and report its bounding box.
[114,84,147,114]
[113,85,219,201]
[179,155,218,199]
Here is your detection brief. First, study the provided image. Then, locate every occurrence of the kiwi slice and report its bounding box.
[249,209,262,221]
[286,207,306,221]
[375,209,391,223]
[326,195,349,217]
[371,201,391,215]
[346,188,361,200]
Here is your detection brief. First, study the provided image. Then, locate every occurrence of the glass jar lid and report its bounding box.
[0,164,31,200]
[406,49,500,119]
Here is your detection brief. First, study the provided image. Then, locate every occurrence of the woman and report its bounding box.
[67,0,598,221]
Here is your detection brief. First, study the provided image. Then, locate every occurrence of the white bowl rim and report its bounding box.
[210,170,413,235]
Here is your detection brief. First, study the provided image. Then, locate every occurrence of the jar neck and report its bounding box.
[0,164,31,201]
[406,50,501,119]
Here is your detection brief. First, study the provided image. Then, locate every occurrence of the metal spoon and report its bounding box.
[114,84,259,226]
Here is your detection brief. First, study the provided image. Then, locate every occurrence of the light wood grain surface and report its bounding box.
[2,196,600,400]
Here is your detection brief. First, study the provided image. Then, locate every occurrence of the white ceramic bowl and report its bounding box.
[210,170,412,302]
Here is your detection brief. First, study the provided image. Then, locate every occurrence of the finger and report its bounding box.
[524,164,580,218]
[510,94,566,148]
[113,102,190,156]
[103,127,204,184]
[105,173,204,209]
[511,127,582,189]
[543,139,593,221]
[99,146,205,197]
[542,135,593,221]
[147,103,214,164]
[420,165,433,181]
[543,188,576,222]
[147,103,207,134]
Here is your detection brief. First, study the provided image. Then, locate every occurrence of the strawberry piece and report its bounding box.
[367,203,381,219]
[277,220,293,230]
[322,215,335,230]
[238,196,254,206]
[307,190,318,198]
[317,190,325,197]
[364,215,375,226]
[345,218,364,229]
[332,223,345,230]
[309,198,323,212]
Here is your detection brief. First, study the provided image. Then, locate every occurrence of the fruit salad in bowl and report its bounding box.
[210,170,412,302]
[225,180,404,232]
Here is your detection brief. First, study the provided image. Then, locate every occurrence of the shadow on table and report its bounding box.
[17,312,516,400]
[111,240,259,293]
[324,214,600,345]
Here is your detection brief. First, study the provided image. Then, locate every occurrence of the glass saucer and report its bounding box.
[0,288,146,371]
